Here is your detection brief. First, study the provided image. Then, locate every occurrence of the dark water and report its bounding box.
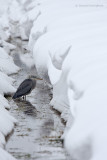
[6,39,67,160]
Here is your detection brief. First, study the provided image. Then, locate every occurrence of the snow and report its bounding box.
[0,0,11,15]
[0,0,107,159]
[0,0,21,159]
[20,53,35,68]
[0,48,19,75]
[26,0,107,159]
[0,148,16,160]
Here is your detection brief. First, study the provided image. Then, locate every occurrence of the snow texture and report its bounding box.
[0,0,21,159]
[27,0,107,160]
[1,0,107,159]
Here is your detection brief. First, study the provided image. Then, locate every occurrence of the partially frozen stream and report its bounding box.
[6,38,67,160]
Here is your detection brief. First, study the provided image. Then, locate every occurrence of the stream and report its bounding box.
[6,38,68,160]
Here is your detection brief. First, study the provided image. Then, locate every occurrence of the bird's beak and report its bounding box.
[35,78,43,80]
[32,75,43,80]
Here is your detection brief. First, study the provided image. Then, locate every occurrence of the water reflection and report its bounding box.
[40,119,54,137]
[14,99,37,117]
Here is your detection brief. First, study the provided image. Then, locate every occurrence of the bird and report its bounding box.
[12,75,42,100]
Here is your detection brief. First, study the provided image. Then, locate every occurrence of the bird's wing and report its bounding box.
[17,79,33,92]
[14,84,32,98]
[14,79,33,98]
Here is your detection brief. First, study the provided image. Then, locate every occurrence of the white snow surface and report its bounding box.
[0,0,21,159]
[26,0,107,159]
[0,0,107,159]
[0,148,16,160]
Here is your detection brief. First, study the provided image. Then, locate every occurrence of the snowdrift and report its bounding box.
[27,0,107,160]
[0,0,21,159]
[1,0,106,159]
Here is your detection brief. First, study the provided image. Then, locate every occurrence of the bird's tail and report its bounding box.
[12,93,18,99]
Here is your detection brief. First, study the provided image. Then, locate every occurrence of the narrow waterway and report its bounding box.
[6,38,67,160]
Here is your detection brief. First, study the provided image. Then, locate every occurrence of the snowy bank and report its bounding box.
[0,0,21,159]
[27,0,107,159]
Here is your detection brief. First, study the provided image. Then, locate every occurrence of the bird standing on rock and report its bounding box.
[12,75,42,100]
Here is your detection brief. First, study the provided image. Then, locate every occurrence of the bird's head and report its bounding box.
[29,75,43,80]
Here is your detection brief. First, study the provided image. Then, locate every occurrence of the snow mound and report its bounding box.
[0,1,20,159]
[0,47,19,75]
[0,148,16,160]
[4,0,107,159]
[28,0,107,159]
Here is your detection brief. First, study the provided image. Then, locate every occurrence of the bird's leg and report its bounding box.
[25,96,26,100]
[22,96,24,100]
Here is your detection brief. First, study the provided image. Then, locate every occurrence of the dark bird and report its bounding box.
[12,75,42,100]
